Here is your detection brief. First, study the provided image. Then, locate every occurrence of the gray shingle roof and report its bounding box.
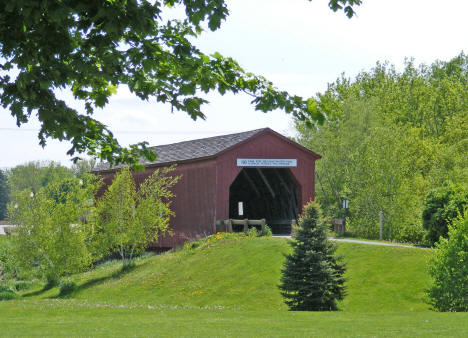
[94,128,266,172]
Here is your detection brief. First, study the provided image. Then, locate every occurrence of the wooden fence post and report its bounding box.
[226,219,233,233]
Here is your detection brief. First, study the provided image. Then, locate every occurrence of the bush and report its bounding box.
[0,284,12,292]
[0,291,18,301]
[0,284,18,301]
[0,237,14,280]
[259,225,272,237]
[8,176,99,284]
[0,237,37,282]
[422,183,468,246]
[246,226,259,237]
[59,281,77,296]
[12,280,36,292]
[427,213,468,312]
[279,202,346,311]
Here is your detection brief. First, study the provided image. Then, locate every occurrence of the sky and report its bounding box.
[1,0,468,169]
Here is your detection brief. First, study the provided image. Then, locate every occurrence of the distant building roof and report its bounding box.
[93,128,267,172]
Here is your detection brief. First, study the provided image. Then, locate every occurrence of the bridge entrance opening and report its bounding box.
[229,168,300,234]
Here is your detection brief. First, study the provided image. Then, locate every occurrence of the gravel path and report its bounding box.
[274,235,429,249]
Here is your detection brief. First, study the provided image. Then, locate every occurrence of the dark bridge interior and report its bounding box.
[229,168,299,234]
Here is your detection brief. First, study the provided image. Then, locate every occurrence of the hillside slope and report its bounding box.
[22,235,432,312]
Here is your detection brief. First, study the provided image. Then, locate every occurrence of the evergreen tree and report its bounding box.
[279,202,346,311]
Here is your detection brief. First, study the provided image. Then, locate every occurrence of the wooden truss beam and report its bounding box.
[256,168,276,198]
[242,170,261,198]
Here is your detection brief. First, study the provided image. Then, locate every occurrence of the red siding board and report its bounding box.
[155,159,217,248]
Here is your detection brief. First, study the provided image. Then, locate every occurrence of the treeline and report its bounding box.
[0,160,96,221]
[296,53,468,244]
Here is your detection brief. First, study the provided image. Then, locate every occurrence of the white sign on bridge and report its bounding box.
[236,158,297,167]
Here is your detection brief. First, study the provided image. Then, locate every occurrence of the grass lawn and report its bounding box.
[1,301,467,337]
[1,234,466,336]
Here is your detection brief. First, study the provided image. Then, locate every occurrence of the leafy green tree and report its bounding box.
[95,166,179,267]
[0,0,360,166]
[8,161,73,196]
[0,170,8,220]
[279,202,346,311]
[8,176,98,285]
[427,213,468,312]
[0,236,16,281]
[422,183,468,246]
[296,54,468,243]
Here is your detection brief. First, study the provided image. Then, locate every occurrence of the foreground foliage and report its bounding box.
[8,176,99,285]
[0,236,16,281]
[279,202,346,311]
[95,166,179,267]
[3,163,179,285]
[428,214,468,312]
[0,0,360,165]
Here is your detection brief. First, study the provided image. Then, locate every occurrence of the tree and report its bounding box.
[0,170,8,220]
[427,213,468,312]
[295,54,468,243]
[8,175,99,285]
[279,202,346,311]
[422,183,468,246]
[8,161,73,196]
[0,0,361,166]
[95,166,179,267]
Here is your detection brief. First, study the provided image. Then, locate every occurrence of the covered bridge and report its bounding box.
[94,128,320,249]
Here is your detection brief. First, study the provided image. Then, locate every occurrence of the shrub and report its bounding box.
[427,213,468,312]
[59,280,77,297]
[0,284,11,292]
[246,226,259,237]
[279,202,346,311]
[259,225,272,237]
[0,291,18,301]
[12,280,35,292]
[0,284,18,301]
[189,241,201,249]
[8,176,99,285]
[422,183,468,246]
[0,237,15,280]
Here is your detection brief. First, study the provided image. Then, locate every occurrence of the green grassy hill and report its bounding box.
[2,234,467,336]
[20,234,432,312]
